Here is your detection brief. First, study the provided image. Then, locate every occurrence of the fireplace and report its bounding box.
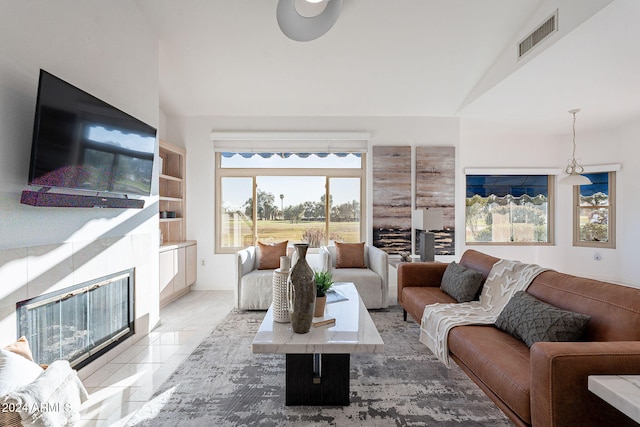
[16,269,135,369]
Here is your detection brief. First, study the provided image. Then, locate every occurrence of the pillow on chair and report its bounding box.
[257,241,288,270]
[4,336,34,362]
[335,242,366,268]
[0,348,44,396]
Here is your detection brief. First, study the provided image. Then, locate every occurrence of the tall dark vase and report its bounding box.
[288,243,316,334]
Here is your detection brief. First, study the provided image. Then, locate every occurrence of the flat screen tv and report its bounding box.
[28,70,156,197]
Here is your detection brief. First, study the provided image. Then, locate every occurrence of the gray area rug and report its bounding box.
[128,306,512,426]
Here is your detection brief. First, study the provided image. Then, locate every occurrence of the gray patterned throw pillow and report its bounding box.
[495,291,591,347]
[440,261,484,303]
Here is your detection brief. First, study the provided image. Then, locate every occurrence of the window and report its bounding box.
[465,175,553,244]
[220,177,253,248]
[216,152,365,253]
[574,172,615,248]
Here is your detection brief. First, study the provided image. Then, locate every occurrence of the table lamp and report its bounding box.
[412,208,444,262]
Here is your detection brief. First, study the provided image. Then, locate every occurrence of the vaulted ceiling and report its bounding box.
[135,0,640,134]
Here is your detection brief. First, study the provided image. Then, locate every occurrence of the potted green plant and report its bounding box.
[314,270,334,317]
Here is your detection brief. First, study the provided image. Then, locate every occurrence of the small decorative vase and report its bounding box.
[272,269,290,323]
[314,295,326,317]
[280,256,291,272]
[288,244,315,334]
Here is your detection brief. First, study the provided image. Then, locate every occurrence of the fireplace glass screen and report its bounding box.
[17,269,134,369]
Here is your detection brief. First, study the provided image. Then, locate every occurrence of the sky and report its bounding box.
[222,175,360,211]
[220,153,362,211]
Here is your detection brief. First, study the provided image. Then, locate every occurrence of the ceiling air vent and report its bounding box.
[518,10,558,59]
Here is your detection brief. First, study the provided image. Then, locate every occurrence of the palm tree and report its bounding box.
[280,194,284,219]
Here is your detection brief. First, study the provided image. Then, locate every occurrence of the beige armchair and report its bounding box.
[236,246,271,310]
[319,244,389,309]
[235,245,296,310]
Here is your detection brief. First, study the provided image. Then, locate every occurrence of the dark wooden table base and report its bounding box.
[285,353,350,406]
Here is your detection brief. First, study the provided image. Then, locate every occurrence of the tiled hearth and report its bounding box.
[78,290,234,426]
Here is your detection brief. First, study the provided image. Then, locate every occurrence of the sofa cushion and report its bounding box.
[449,325,532,424]
[4,336,34,362]
[495,291,591,347]
[0,348,44,396]
[240,270,275,309]
[257,241,288,270]
[331,268,382,308]
[401,287,456,322]
[335,242,366,268]
[440,261,484,302]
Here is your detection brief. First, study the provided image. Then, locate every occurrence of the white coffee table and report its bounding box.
[589,375,640,423]
[252,282,384,406]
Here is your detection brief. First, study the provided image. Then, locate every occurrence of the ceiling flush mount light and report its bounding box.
[559,109,592,186]
[277,0,343,42]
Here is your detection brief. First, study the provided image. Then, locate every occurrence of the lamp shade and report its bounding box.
[559,109,592,186]
[559,173,592,186]
[412,208,444,231]
[277,0,343,42]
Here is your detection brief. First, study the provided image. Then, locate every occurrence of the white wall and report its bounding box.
[165,116,459,290]
[0,1,161,368]
[614,122,640,286]
[165,113,639,291]
[459,118,639,287]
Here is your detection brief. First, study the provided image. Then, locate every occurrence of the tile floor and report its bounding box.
[77,282,397,426]
[78,290,235,426]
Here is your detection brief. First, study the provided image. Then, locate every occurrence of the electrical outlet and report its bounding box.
[201,259,206,266]
[593,253,602,261]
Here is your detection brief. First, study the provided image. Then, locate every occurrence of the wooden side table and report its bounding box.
[272,268,290,323]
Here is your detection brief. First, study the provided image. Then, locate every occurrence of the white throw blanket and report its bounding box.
[419,259,548,367]
[2,360,89,427]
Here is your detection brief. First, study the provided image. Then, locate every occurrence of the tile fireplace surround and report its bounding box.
[0,233,158,373]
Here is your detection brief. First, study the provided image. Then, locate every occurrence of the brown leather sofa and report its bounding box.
[398,249,640,427]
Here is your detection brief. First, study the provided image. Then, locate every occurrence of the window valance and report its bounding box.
[210,131,370,155]
[220,152,360,159]
[466,175,549,198]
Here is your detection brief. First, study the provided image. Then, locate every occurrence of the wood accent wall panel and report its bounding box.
[415,146,455,255]
[372,146,411,254]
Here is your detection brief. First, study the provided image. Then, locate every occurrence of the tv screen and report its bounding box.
[28,70,156,197]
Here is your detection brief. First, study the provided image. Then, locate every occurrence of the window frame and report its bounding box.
[464,174,555,246]
[215,152,366,253]
[573,171,616,248]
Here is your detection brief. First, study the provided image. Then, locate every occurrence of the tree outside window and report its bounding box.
[216,152,364,253]
[465,175,553,244]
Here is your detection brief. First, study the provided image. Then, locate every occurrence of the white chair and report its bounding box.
[319,245,389,309]
[235,245,297,310]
